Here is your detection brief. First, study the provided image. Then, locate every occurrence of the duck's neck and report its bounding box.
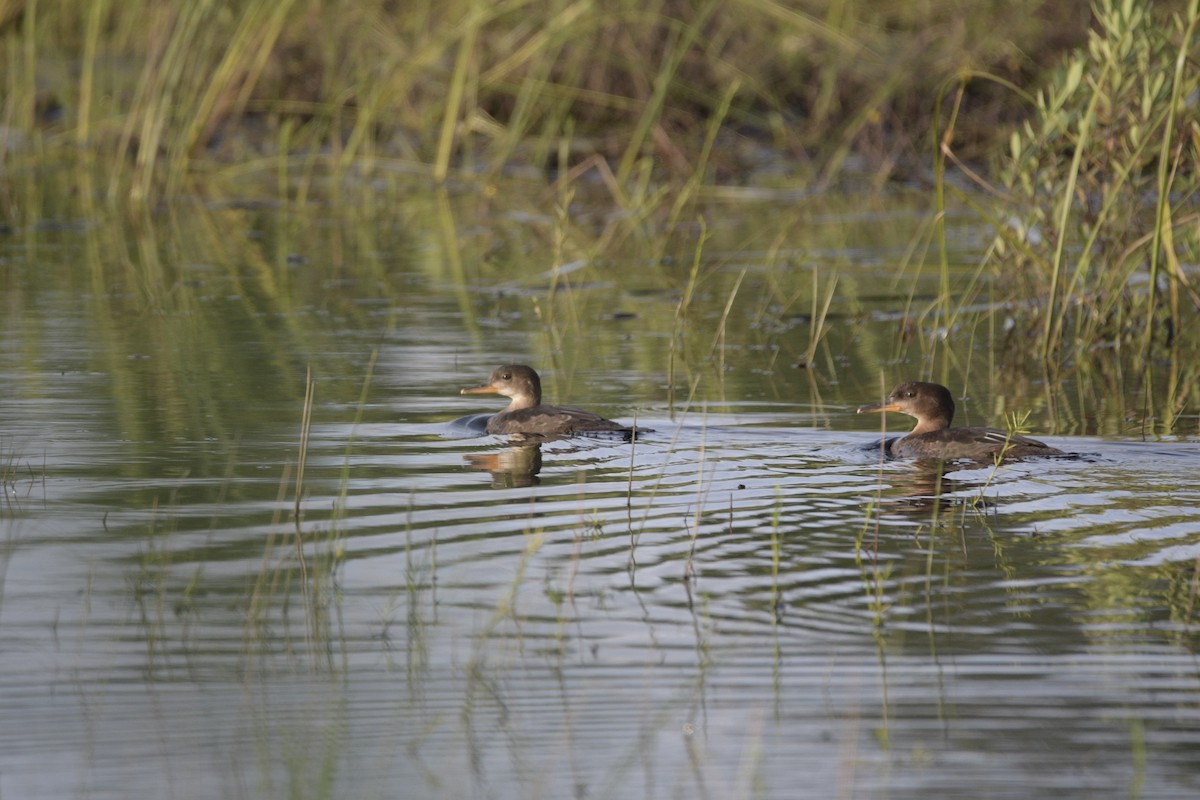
[908,415,951,435]
[502,392,540,412]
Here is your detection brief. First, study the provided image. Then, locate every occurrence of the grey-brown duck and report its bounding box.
[461,364,646,437]
[858,381,1064,461]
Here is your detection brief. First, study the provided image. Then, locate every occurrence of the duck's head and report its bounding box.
[857,381,955,434]
[461,364,543,410]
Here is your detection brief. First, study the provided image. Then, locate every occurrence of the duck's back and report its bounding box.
[892,427,1064,462]
[487,404,631,436]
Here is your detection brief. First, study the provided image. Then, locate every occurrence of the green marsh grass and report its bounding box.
[667,219,708,414]
[682,420,710,583]
[0,442,36,513]
[854,500,891,637]
[244,422,346,670]
[399,493,435,681]
[969,0,1200,366]
[855,498,894,749]
[769,486,783,622]
[3,0,1085,205]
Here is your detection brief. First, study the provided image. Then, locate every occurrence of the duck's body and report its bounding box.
[858,381,1064,462]
[883,425,1063,461]
[461,364,645,438]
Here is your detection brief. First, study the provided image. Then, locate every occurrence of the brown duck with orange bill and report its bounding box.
[858,381,1064,461]
[461,364,647,437]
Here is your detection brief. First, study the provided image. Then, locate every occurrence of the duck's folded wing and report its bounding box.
[488,405,627,435]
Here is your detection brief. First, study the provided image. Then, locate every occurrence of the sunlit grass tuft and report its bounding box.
[945,0,1200,368]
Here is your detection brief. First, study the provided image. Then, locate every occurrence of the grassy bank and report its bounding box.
[2,0,1085,197]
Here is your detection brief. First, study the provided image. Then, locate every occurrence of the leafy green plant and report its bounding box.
[986,0,1200,362]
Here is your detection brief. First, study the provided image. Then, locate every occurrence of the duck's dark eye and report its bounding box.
[501,372,511,380]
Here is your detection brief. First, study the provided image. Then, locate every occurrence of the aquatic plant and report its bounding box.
[982,0,1200,363]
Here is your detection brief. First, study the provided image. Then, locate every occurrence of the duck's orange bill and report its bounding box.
[857,402,901,414]
[461,383,500,395]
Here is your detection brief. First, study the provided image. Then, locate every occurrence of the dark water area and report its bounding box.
[1,179,1199,798]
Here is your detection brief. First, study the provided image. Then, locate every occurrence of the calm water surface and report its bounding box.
[1,185,1199,799]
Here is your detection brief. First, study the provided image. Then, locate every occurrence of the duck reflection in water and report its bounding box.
[872,460,1000,515]
[463,439,543,488]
